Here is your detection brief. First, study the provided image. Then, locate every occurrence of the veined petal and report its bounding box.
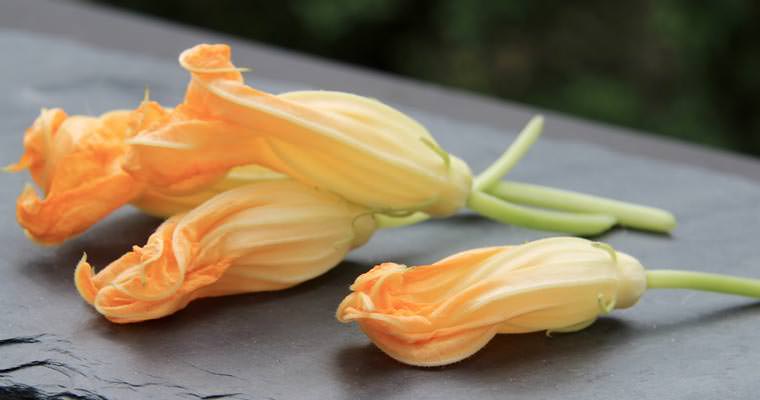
[196,77,472,216]
[125,117,257,194]
[128,44,471,217]
[75,180,377,323]
[336,237,647,366]
[279,91,435,143]
[130,165,288,218]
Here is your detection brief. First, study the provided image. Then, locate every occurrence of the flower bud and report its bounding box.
[126,44,472,217]
[75,180,376,323]
[336,237,647,366]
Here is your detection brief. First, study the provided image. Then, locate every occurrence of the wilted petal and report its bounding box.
[5,108,68,187]
[336,237,647,366]
[75,180,376,323]
[75,216,232,323]
[8,109,143,244]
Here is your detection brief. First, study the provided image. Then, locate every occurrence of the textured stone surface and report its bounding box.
[1,30,759,399]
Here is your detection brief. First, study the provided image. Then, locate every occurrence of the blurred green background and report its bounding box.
[88,0,760,157]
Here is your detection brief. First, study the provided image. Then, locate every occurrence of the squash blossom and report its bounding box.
[125,44,472,217]
[337,237,760,366]
[75,180,376,323]
[125,43,676,235]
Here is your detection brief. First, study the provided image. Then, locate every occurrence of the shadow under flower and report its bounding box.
[77,259,371,353]
[332,298,760,397]
[333,317,634,391]
[18,209,163,294]
[639,300,760,335]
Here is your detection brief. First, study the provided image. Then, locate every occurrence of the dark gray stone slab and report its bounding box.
[0,27,759,400]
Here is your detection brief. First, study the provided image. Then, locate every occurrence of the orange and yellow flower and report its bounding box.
[126,44,472,217]
[6,98,289,244]
[336,237,647,366]
[9,43,678,246]
[75,180,376,323]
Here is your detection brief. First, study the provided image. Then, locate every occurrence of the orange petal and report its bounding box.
[6,108,68,189]
[74,254,98,305]
[75,180,376,323]
[126,99,172,138]
[10,109,144,244]
[17,171,140,244]
[94,259,231,324]
[124,105,274,195]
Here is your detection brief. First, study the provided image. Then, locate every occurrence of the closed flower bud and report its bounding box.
[75,180,376,323]
[126,44,472,217]
[336,237,646,366]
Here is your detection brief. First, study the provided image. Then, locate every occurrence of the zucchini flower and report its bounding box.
[75,180,376,323]
[125,43,675,235]
[337,237,760,366]
[126,44,472,217]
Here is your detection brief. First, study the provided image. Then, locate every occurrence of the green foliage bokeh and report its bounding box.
[90,0,760,157]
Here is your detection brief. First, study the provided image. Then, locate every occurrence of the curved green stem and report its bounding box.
[647,270,760,298]
[473,115,544,192]
[488,181,676,233]
[374,212,430,229]
[466,191,616,236]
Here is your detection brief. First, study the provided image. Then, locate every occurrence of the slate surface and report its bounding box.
[1,31,759,399]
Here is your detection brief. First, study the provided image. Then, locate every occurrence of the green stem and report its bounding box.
[466,191,617,236]
[374,212,430,229]
[473,115,544,192]
[488,181,677,233]
[647,270,760,298]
